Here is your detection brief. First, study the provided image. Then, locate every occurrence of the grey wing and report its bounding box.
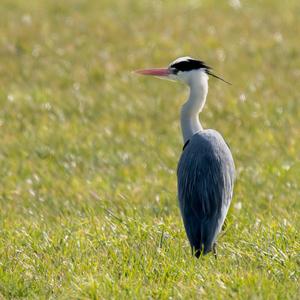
[177,132,235,255]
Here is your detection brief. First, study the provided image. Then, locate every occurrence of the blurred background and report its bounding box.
[0,0,299,298]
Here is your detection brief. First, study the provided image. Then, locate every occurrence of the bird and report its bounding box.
[135,56,235,258]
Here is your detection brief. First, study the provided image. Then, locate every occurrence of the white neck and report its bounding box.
[180,72,208,143]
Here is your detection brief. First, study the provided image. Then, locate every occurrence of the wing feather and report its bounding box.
[177,130,235,255]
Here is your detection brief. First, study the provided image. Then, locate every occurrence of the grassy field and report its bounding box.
[0,0,299,298]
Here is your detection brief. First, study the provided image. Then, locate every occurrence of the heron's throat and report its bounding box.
[180,78,208,143]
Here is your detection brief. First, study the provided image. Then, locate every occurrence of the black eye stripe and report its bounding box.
[170,59,211,72]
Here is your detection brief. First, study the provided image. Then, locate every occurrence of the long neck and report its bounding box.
[180,73,208,143]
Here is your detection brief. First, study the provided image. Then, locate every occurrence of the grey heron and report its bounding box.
[136,56,235,258]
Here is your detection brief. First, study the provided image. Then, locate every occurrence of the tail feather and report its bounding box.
[183,214,219,258]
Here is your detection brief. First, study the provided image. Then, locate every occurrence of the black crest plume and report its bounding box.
[170,57,231,85]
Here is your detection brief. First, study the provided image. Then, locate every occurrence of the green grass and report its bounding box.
[0,0,299,298]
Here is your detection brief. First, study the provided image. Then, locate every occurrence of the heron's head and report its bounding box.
[135,56,230,86]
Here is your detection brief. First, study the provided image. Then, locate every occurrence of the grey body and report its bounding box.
[177,129,235,257]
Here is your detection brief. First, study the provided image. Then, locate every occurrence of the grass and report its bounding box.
[0,0,299,298]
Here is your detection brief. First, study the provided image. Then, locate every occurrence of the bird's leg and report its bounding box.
[222,219,228,231]
[213,243,217,259]
[192,246,201,258]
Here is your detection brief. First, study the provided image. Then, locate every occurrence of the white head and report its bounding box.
[167,56,209,86]
[135,56,230,87]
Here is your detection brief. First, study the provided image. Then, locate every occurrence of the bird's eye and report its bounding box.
[170,67,179,75]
